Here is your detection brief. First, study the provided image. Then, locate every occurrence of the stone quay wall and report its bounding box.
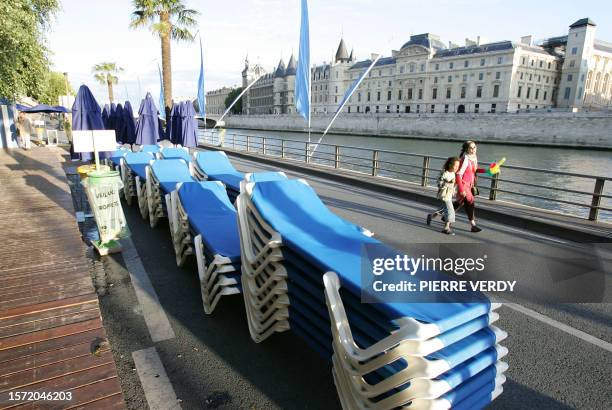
[223,112,612,149]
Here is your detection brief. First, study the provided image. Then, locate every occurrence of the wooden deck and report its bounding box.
[0,148,124,409]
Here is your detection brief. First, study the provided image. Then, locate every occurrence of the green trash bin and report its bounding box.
[81,169,130,254]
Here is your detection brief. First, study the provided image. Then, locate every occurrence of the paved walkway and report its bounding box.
[0,147,124,409]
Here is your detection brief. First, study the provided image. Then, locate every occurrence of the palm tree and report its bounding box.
[92,62,123,103]
[130,0,199,118]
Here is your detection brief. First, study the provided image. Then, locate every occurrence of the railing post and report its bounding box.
[305,142,310,163]
[489,173,500,200]
[588,178,605,221]
[334,145,340,168]
[421,156,430,186]
[281,140,286,158]
[246,135,250,152]
[372,150,379,176]
[262,137,267,155]
[232,134,235,150]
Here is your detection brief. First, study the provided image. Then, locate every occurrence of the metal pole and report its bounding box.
[372,150,379,176]
[489,173,500,200]
[588,178,605,221]
[246,135,250,152]
[334,145,340,168]
[305,142,310,163]
[262,137,267,155]
[421,156,430,186]
[281,140,286,158]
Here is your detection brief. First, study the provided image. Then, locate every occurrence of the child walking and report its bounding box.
[427,157,460,234]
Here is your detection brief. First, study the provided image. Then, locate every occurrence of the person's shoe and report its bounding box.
[471,225,482,233]
[442,228,455,235]
[426,214,433,225]
[441,216,447,222]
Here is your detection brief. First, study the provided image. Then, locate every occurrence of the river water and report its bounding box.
[198,128,612,222]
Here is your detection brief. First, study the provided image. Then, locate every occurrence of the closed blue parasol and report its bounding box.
[114,103,125,143]
[135,92,163,145]
[102,104,110,128]
[108,103,117,130]
[180,101,198,148]
[71,85,106,161]
[166,102,179,144]
[122,101,137,144]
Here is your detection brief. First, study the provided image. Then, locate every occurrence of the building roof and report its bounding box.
[349,49,354,62]
[285,54,297,76]
[335,38,350,62]
[570,18,596,28]
[350,56,396,70]
[594,40,612,53]
[400,33,447,51]
[274,58,286,77]
[434,41,514,58]
[540,35,568,48]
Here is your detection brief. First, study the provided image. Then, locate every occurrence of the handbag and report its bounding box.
[471,162,479,196]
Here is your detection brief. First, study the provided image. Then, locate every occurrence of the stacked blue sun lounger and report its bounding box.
[121,151,155,207]
[159,146,192,162]
[235,178,508,410]
[193,151,243,202]
[109,147,130,171]
[144,159,196,228]
[139,144,160,154]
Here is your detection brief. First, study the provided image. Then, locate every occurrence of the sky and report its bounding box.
[46,0,612,107]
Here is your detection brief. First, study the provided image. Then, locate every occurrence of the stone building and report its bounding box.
[244,18,611,115]
[205,87,233,115]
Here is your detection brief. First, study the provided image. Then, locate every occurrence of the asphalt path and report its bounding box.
[99,153,612,409]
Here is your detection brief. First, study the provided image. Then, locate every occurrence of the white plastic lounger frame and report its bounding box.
[135,175,148,219]
[120,157,138,206]
[145,163,165,227]
[169,185,193,266]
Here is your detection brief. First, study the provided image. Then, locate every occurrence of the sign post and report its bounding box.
[73,131,129,254]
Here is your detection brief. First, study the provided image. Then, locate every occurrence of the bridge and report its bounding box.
[0,143,609,409]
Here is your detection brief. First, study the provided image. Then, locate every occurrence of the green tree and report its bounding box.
[39,72,74,105]
[130,0,199,118]
[0,0,60,100]
[92,62,123,103]
[224,87,243,114]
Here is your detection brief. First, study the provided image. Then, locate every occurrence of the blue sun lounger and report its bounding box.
[144,159,195,227]
[159,147,192,162]
[236,178,508,409]
[193,151,243,202]
[139,144,160,154]
[121,151,155,207]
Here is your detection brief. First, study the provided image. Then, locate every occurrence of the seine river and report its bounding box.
[199,128,612,221]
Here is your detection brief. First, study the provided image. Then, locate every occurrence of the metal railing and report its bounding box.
[200,130,612,222]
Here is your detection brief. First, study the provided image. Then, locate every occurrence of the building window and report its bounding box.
[376,106,379,113]
[497,57,503,64]
[449,62,454,69]
[448,75,452,83]
[480,58,485,66]
[396,105,400,113]
[444,104,449,113]
[567,74,573,82]
[367,92,371,101]
[410,64,415,73]
[387,90,392,100]
[531,60,534,66]
[335,96,338,103]
[517,86,522,97]
[463,74,468,82]
[357,106,360,112]
[543,91,547,100]
[539,61,543,68]
[386,105,390,113]
[416,104,420,113]
[464,60,469,68]
[418,89,423,99]
[569,60,575,68]
[461,87,466,98]
[408,88,413,99]
[378,70,382,76]
[564,87,571,99]
[529,74,532,81]
[446,88,451,98]
[479,72,484,81]
[358,92,362,102]
[400,65,405,74]
[435,63,439,70]
[491,103,496,113]
[398,90,402,100]
[493,84,500,98]
[432,88,438,99]
[495,72,501,80]
[388,81,392,87]
[405,106,410,113]
[522,57,526,65]
[335,86,338,93]
[520,72,523,80]
[548,62,551,69]
[365,106,370,113]
[430,104,435,113]
[578,87,583,99]
[477,86,483,98]
[421,63,425,71]
[526,87,531,98]
[377,91,381,101]
[475,103,480,113]
[571,47,578,55]
[348,106,351,113]
[535,89,540,99]
[434,76,438,84]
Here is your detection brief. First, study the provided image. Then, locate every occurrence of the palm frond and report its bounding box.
[93,73,106,84]
[171,26,195,42]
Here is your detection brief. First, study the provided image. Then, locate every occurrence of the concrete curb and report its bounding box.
[199,144,611,243]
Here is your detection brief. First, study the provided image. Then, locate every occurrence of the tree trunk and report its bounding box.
[160,12,172,119]
[107,77,114,103]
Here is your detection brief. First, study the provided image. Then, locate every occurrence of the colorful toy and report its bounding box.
[487,157,506,175]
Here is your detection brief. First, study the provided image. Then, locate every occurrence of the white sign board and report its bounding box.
[72,130,117,153]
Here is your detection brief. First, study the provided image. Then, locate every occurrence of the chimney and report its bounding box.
[465,38,477,46]
[477,36,481,46]
[520,35,533,46]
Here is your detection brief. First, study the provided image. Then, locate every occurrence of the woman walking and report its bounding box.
[16,112,33,150]
[455,140,485,232]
